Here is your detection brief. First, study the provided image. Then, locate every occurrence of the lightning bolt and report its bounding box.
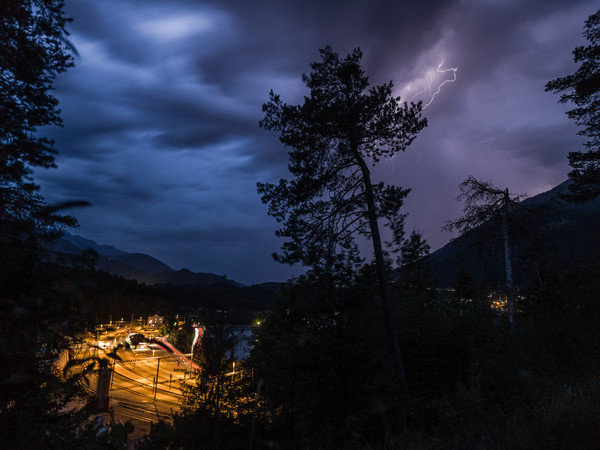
[409,71,435,103]
[424,59,458,109]
[385,58,458,168]
[409,58,458,110]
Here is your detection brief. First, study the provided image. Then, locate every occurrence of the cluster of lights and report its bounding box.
[491,298,506,310]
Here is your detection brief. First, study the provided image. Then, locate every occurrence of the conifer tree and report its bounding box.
[546,9,600,201]
[258,46,427,396]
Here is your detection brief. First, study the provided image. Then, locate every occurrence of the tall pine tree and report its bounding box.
[258,46,427,398]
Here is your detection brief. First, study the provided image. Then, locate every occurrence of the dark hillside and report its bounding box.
[155,281,281,312]
[54,233,242,287]
[58,267,177,326]
[427,180,600,289]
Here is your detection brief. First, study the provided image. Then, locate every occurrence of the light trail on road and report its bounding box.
[74,331,201,440]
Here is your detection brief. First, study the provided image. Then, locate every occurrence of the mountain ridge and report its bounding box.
[56,232,245,288]
[57,179,591,293]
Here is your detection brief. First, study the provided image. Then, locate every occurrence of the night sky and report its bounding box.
[37,0,596,284]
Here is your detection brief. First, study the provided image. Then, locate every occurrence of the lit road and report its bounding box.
[110,349,192,435]
[71,329,199,439]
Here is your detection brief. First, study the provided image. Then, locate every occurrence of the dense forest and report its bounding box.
[2,1,600,448]
[140,264,600,449]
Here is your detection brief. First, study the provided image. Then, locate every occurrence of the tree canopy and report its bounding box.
[546,8,600,201]
[0,0,74,192]
[1,0,79,293]
[258,46,427,271]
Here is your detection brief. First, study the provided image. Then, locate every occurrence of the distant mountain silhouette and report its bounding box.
[427,180,600,290]
[60,233,127,256]
[55,232,241,287]
[100,253,172,275]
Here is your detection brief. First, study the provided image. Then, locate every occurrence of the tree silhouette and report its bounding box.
[1,0,80,292]
[546,9,600,201]
[0,1,99,445]
[399,230,431,289]
[258,46,427,396]
[443,176,525,335]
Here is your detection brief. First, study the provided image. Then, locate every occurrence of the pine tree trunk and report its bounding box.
[503,189,515,335]
[353,147,409,397]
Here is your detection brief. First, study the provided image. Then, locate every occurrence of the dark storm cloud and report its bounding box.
[37,0,599,283]
[195,0,459,83]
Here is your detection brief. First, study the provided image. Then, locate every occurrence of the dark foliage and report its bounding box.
[60,267,177,327]
[140,259,600,449]
[1,0,81,304]
[156,281,280,318]
[0,0,73,182]
[0,2,127,446]
[169,318,194,352]
[248,273,404,448]
[546,8,600,201]
[398,230,431,290]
